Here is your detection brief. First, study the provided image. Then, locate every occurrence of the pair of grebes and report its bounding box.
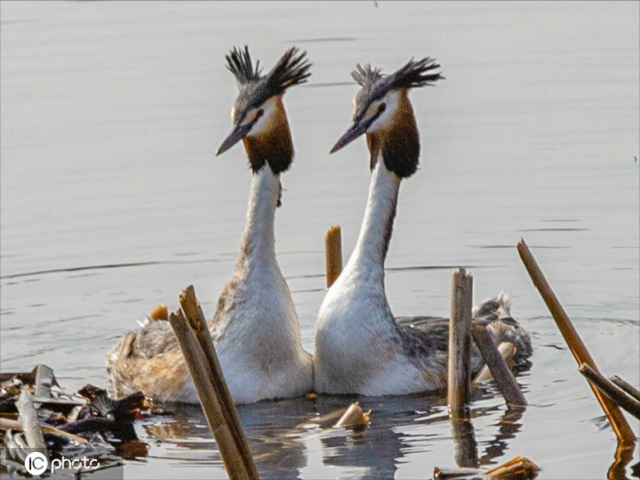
[107,47,532,405]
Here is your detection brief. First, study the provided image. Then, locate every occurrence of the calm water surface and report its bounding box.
[1,2,639,479]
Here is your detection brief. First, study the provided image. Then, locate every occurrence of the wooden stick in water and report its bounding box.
[471,326,527,405]
[178,285,257,479]
[609,375,640,402]
[325,225,343,288]
[448,268,473,419]
[472,342,516,384]
[579,364,640,420]
[517,238,636,443]
[169,309,258,479]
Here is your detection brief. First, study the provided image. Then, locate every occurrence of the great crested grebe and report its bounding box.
[107,46,314,404]
[314,57,532,396]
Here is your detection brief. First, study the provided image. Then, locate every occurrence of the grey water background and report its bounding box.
[1,2,638,478]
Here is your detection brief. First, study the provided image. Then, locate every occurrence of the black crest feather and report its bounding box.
[351,64,383,87]
[265,47,312,95]
[225,46,262,85]
[386,57,443,90]
[351,57,443,102]
[225,46,311,98]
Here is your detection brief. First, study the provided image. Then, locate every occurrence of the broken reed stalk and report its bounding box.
[169,309,258,480]
[472,342,516,383]
[484,455,540,478]
[448,268,474,419]
[471,326,527,405]
[609,375,640,402]
[16,388,47,452]
[334,402,371,431]
[0,418,89,445]
[433,455,540,479]
[517,238,636,443]
[579,364,640,420]
[34,364,56,398]
[178,285,257,479]
[325,226,343,288]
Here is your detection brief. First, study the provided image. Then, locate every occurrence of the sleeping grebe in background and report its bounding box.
[314,57,532,395]
[107,46,314,404]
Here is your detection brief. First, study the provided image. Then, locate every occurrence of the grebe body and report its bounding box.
[107,47,313,404]
[314,58,531,395]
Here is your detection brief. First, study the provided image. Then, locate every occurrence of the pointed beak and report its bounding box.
[216,122,253,156]
[330,118,371,154]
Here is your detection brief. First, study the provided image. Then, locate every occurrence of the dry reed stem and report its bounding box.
[169,309,258,479]
[334,402,371,430]
[579,364,640,420]
[609,375,640,402]
[471,326,527,405]
[0,418,89,444]
[34,364,56,398]
[325,226,343,288]
[178,285,258,479]
[517,238,635,443]
[485,455,540,477]
[448,268,473,419]
[472,342,516,383]
[16,388,47,452]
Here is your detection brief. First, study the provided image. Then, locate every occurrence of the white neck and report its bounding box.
[236,165,279,269]
[343,157,401,281]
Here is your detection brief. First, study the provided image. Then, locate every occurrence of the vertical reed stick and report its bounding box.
[471,326,527,405]
[448,268,474,419]
[169,310,258,479]
[178,286,257,478]
[325,226,343,288]
[517,238,635,442]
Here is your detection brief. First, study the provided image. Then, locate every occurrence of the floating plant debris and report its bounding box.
[0,365,154,477]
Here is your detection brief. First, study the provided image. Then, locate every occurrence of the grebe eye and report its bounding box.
[378,103,386,113]
[256,108,264,119]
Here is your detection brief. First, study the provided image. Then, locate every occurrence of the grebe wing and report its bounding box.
[396,316,449,358]
[121,318,179,360]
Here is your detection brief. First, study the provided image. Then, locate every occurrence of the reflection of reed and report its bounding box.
[451,418,478,468]
[608,441,636,480]
[477,406,525,466]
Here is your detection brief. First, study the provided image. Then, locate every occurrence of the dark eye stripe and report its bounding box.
[354,101,385,126]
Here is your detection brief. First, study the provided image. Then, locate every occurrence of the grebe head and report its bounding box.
[216,46,311,174]
[330,57,443,178]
